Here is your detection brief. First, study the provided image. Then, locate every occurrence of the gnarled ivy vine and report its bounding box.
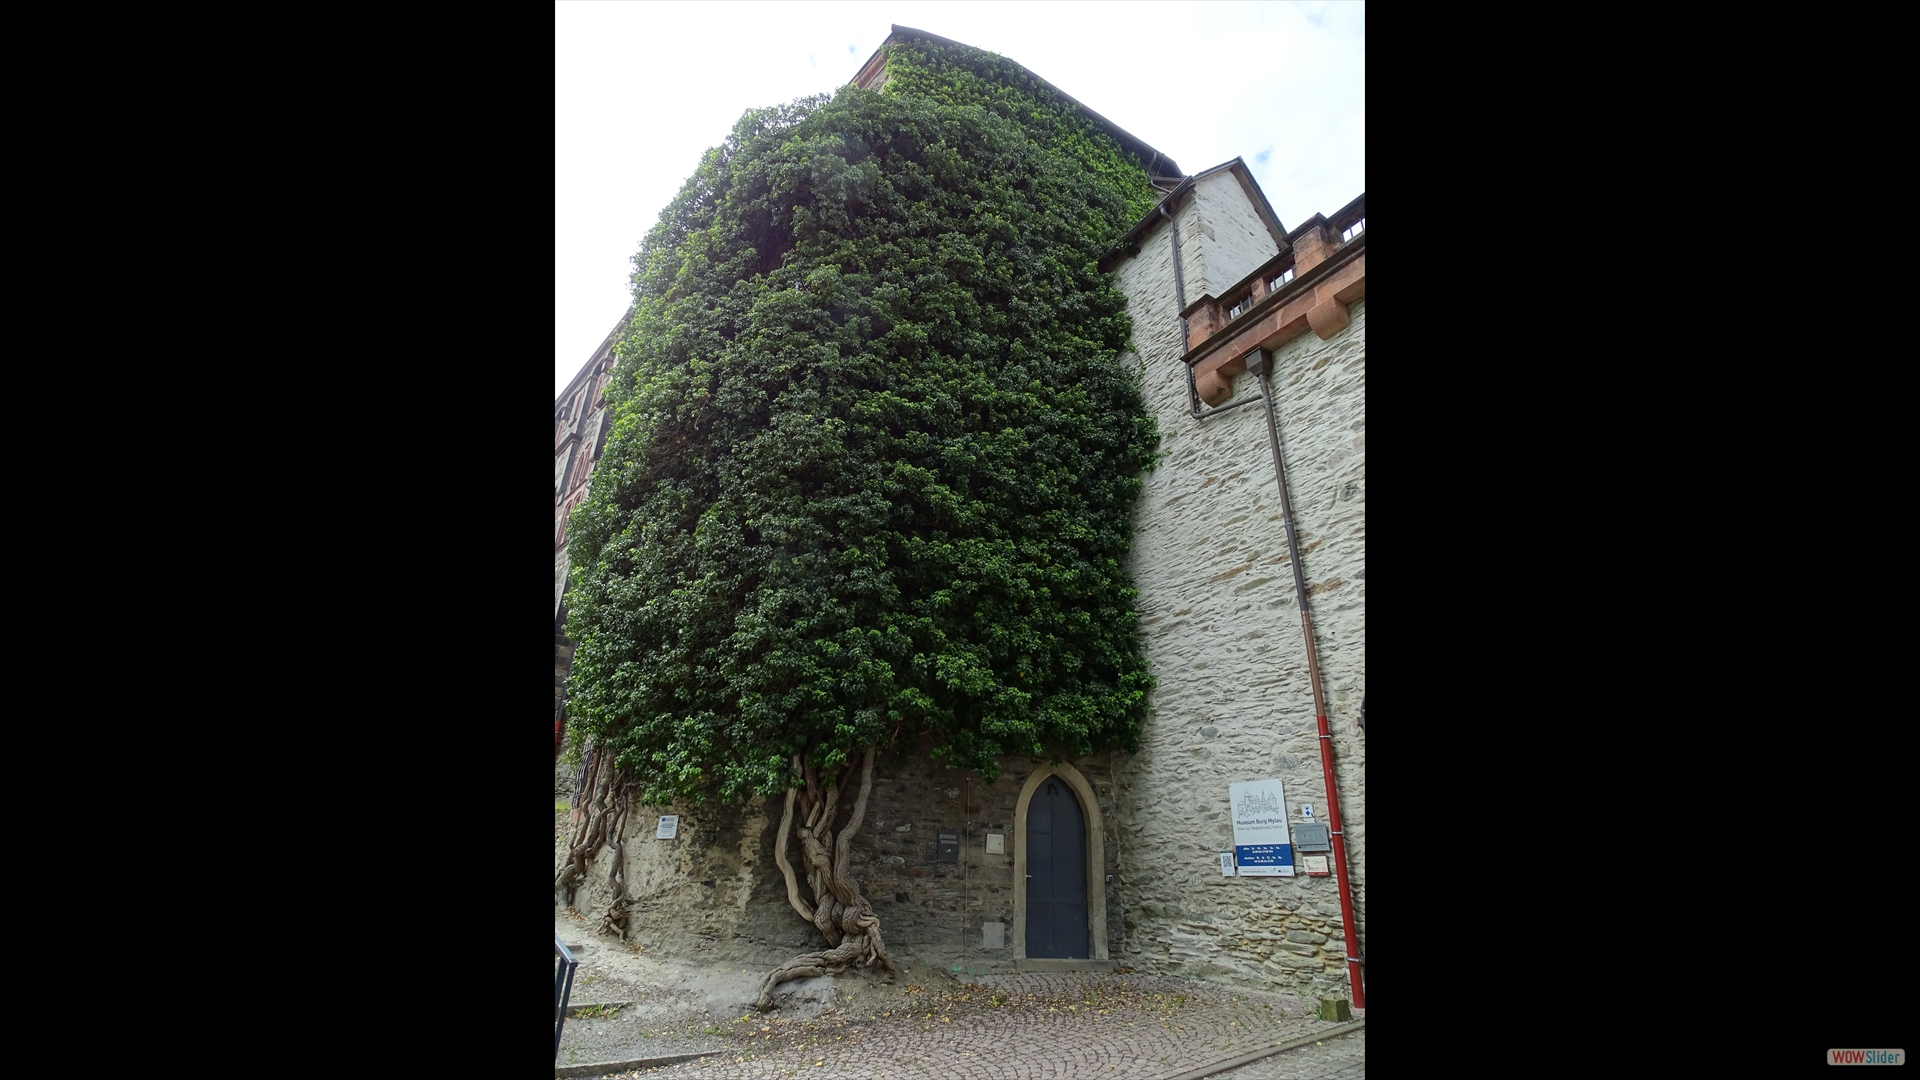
[558,38,1162,1006]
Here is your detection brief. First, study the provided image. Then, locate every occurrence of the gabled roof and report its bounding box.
[1100,158,1291,271]
[849,25,1182,179]
[557,318,623,410]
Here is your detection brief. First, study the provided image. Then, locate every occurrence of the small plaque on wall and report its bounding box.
[984,833,1005,854]
[656,815,679,840]
[1292,822,1332,852]
[982,921,1005,949]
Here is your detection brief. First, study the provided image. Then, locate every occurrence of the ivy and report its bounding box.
[565,39,1161,808]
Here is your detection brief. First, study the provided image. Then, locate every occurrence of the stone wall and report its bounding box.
[550,174,1364,1001]
[556,740,582,798]
[1183,171,1282,302]
[1110,180,1364,999]
[556,745,1122,975]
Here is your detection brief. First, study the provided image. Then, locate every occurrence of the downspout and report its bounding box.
[1162,200,1259,422]
[1161,200,1188,390]
[1243,345,1365,1010]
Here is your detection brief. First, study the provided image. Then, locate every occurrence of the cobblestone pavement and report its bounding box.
[1213,1028,1363,1080]
[553,952,738,1069]
[574,971,1363,1080]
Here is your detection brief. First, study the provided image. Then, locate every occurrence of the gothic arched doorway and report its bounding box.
[1025,775,1090,958]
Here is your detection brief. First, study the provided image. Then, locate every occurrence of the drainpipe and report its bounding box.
[1161,200,1259,422]
[1243,345,1365,1010]
[1160,201,1188,380]
[1190,372,1263,421]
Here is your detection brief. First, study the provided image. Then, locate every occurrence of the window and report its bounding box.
[1341,218,1365,243]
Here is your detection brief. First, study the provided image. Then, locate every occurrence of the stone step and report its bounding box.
[1013,958,1118,973]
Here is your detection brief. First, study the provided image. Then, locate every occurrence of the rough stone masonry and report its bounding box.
[557,744,1125,974]
[555,166,1364,1001]
[1111,165,1364,1001]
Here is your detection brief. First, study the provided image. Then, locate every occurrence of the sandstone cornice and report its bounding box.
[1182,231,1366,407]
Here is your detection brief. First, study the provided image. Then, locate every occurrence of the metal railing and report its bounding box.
[554,935,579,1061]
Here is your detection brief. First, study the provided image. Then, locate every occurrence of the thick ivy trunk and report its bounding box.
[759,744,896,1008]
[554,738,638,940]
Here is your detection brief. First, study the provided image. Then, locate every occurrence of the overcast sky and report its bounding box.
[556,1,1365,399]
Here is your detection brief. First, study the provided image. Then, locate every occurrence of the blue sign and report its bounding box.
[1234,843,1295,874]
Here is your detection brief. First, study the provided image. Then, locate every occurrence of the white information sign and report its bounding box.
[1219,852,1236,876]
[1229,779,1295,876]
[656,815,679,840]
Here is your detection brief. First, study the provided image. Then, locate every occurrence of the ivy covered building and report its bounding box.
[554,25,1365,1004]
[554,324,618,754]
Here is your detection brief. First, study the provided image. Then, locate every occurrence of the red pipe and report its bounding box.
[1244,347,1364,1010]
[1306,611,1364,1010]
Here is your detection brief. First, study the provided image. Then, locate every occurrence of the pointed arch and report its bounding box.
[1011,761,1109,960]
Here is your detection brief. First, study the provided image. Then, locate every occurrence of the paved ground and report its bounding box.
[1214,1028,1364,1080]
[559,953,1364,1080]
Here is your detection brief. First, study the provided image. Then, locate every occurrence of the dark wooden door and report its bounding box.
[1026,777,1089,958]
